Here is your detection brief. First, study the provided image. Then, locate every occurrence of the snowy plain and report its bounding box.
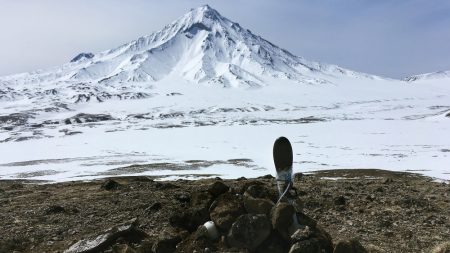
[0,6,449,182]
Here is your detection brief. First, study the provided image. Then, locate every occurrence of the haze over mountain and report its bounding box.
[0,6,449,182]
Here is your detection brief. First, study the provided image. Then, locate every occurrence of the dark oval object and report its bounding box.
[273,137,293,172]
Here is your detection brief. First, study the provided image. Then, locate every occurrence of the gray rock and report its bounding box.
[243,195,274,216]
[64,218,146,253]
[208,181,229,197]
[210,193,245,231]
[169,207,210,232]
[271,202,295,240]
[245,184,277,201]
[227,214,271,251]
[101,179,120,191]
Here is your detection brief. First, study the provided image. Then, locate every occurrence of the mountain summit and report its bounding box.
[68,5,373,88]
[1,5,376,103]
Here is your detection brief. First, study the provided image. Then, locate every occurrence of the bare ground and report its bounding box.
[0,169,449,253]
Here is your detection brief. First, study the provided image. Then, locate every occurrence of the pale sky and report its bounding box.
[0,0,449,78]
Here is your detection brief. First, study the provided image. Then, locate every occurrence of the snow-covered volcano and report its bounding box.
[0,5,378,103]
[0,5,449,182]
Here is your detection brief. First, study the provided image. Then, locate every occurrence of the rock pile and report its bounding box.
[65,179,369,253]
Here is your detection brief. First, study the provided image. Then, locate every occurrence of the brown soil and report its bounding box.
[0,169,449,253]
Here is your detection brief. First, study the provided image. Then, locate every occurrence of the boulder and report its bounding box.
[101,179,120,191]
[227,214,271,251]
[64,219,146,253]
[208,181,230,197]
[288,225,332,253]
[169,208,210,232]
[210,193,245,231]
[244,195,274,216]
[245,184,278,201]
[271,202,295,240]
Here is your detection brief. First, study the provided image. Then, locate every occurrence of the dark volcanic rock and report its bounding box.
[101,179,120,191]
[169,208,209,232]
[288,225,333,253]
[210,193,245,231]
[333,239,367,253]
[71,53,94,62]
[245,183,277,201]
[272,202,296,240]
[170,190,213,232]
[244,195,274,216]
[0,113,31,126]
[208,181,230,197]
[227,214,271,251]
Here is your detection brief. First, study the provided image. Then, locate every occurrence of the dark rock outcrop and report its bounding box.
[210,193,245,231]
[227,214,271,251]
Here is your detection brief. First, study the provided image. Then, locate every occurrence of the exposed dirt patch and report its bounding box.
[0,169,448,252]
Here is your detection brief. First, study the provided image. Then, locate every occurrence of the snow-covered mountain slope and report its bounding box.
[405,70,450,82]
[0,5,380,104]
[0,5,449,182]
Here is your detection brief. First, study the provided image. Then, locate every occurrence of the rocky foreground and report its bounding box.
[0,169,449,253]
